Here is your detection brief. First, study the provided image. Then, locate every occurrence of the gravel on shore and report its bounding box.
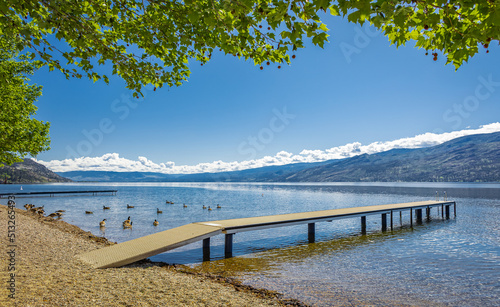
[0,203,307,306]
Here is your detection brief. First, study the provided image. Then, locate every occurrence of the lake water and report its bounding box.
[2,182,499,306]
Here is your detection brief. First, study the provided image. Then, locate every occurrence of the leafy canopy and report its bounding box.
[2,0,498,96]
[0,35,50,166]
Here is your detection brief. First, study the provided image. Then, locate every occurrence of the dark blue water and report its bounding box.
[2,182,499,306]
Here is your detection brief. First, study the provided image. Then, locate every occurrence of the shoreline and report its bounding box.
[0,203,307,306]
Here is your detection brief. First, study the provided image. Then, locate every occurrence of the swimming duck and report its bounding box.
[153,219,159,226]
[216,204,221,209]
[123,217,132,227]
[157,208,162,214]
[208,206,212,211]
[127,204,134,209]
[202,205,207,209]
[183,204,188,208]
[123,221,133,228]
[85,211,93,214]
[103,206,110,210]
[99,219,107,227]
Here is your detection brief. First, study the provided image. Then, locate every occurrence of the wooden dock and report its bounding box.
[77,200,456,268]
[0,190,117,198]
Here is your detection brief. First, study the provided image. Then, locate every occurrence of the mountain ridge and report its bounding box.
[56,132,500,183]
[0,159,72,184]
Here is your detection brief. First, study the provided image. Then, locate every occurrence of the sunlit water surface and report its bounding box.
[2,182,499,306]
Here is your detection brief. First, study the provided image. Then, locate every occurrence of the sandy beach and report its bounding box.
[0,203,306,307]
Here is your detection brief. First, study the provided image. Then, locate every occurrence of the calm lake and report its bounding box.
[2,182,499,306]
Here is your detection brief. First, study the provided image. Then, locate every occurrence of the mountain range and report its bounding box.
[56,131,500,183]
[0,158,72,184]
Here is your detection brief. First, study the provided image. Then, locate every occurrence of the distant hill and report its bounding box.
[0,159,73,184]
[280,132,500,182]
[56,131,500,183]
[58,161,331,182]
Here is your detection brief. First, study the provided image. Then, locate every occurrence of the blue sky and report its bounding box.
[32,14,500,173]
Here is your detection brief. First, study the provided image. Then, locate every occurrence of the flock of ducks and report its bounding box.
[24,200,223,230]
[24,203,65,219]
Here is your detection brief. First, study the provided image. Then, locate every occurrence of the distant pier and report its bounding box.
[78,200,456,268]
[0,190,117,198]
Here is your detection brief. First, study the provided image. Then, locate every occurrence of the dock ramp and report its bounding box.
[77,223,222,268]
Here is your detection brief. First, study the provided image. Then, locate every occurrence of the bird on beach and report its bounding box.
[56,210,66,213]
[85,211,93,214]
[153,219,159,226]
[203,205,207,209]
[103,205,110,210]
[24,204,34,210]
[48,212,63,218]
[157,208,162,214]
[100,219,107,227]
[127,204,134,209]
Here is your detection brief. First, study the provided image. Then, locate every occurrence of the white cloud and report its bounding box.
[37,123,500,174]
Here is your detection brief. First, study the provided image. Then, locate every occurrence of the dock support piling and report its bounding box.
[203,238,210,261]
[410,209,413,227]
[416,209,422,224]
[225,234,233,258]
[390,210,393,231]
[441,204,444,219]
[361,216,366,234]
[400,211,402,226]
[308,223,315,243]
[454,202,456,217]
[445,205,450,219]
[381,213,387,232]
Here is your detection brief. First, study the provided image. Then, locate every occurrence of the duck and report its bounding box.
[127,204,134,209]
[36,209,45,216]
[153,219,159,226]
[99,219,107,227]
[123,216,132,228]
[85,211,93,214]
[183,204,188,208]
[202,205,207,209]
[48,212,63,218]
[216,204,221,209]
[157,208,162,214]
[123,221,133,229]
[55,210,66,213]
[24,204,34,210]
[103,206,110,210]
[208,206,212,211]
